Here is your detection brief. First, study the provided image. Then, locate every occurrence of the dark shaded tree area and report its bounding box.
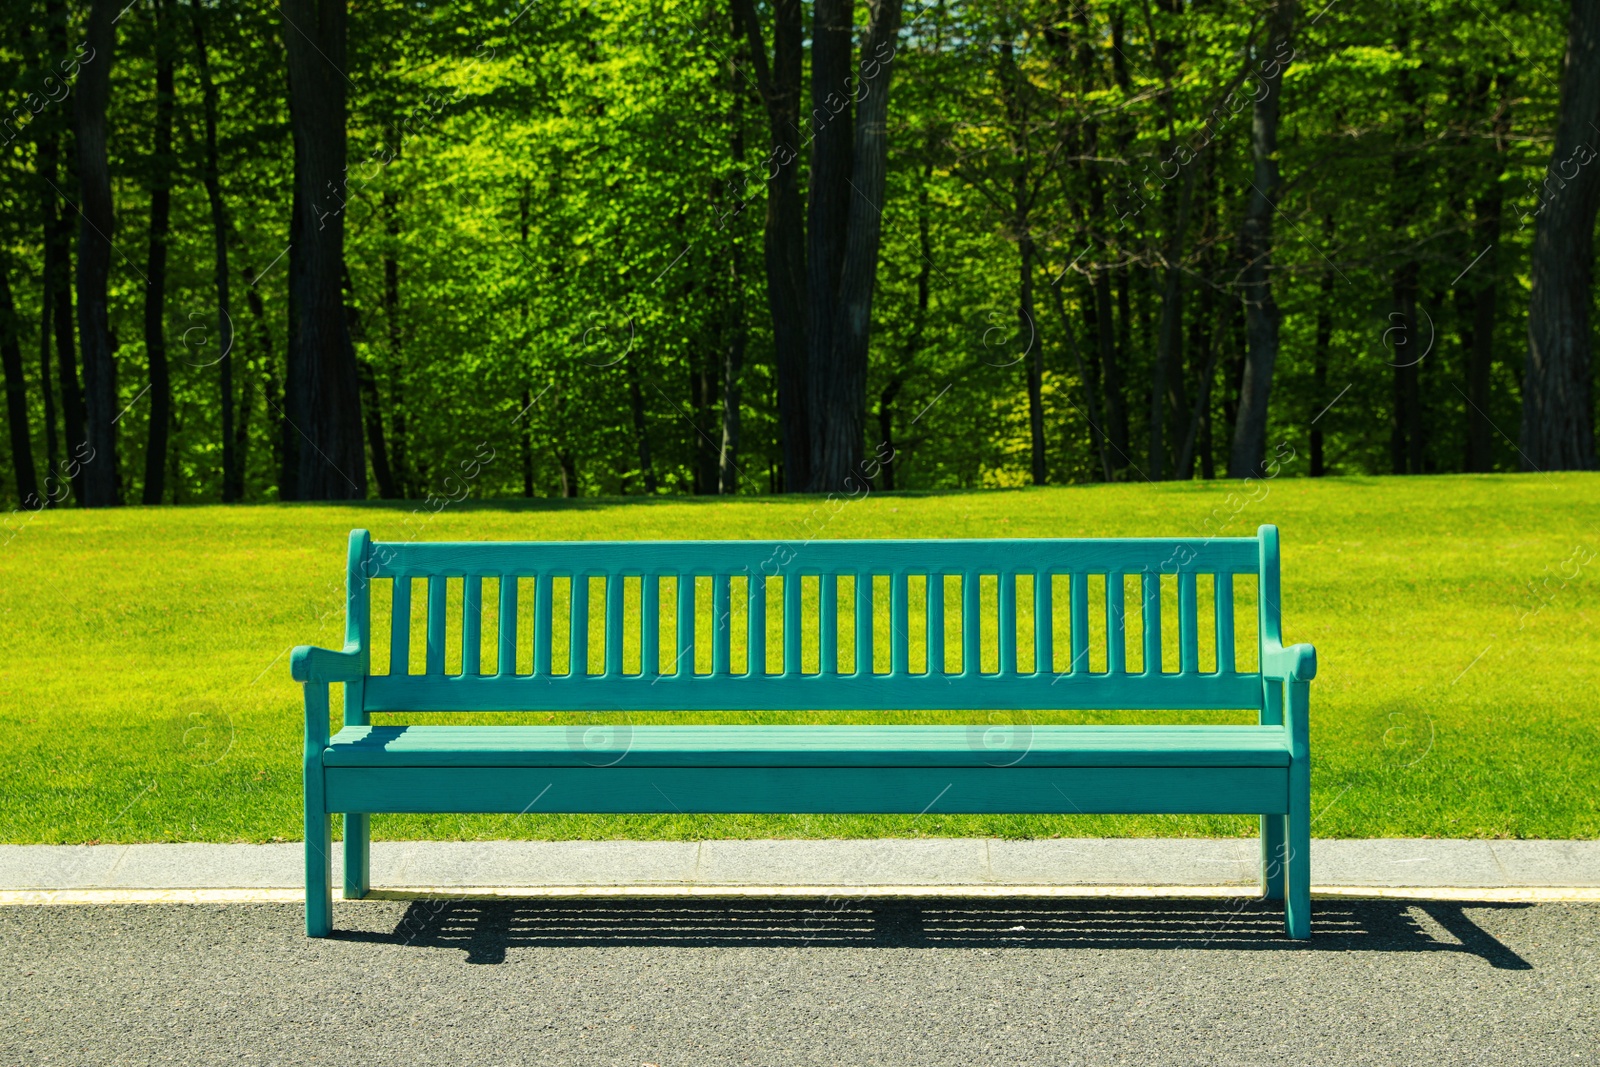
[0,0,1593,510]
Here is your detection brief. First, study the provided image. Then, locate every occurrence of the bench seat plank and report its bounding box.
[324,765,1288,815]
[324,724,1290,768]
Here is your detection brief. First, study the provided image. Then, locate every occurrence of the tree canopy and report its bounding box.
[0,0,1592,511]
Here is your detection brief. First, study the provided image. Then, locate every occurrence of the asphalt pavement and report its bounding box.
[3,897,1596,1066]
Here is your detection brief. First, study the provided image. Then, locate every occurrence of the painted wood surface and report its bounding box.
[323,766,1289,816]
[321,724,1294,767]
[361,671,1265,712]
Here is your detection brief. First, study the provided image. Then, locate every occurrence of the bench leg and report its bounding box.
[1260,814,1286,900]
[343,814,370,900]
[305,770,333,938]
[1284,762,1311,940]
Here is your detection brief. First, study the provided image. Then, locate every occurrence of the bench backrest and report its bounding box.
[334,526,1291,715]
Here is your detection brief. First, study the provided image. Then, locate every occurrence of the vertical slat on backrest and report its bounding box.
[1107,571,1126,674]
[1178,571,1199,673]
[571,572,589,677]
[747,572,765,676]
[605,573,624,677]
[782,570,801,675]
[1142,571,1162,675]
[425,575,446,675]
[1069,572,1089,673]
[346,530,370,723]
[927,572,946,675]
[462,576,482,676]
[677,572,696,676]
[820,573,838,674]
[891,571,909,675]
[997,571,1016,674]
[641,574,660,678]
[961,572,980,675]
[855,572,873,675]
[1214,571,1235,674]
[533,572,552,676]
[496,574,516,677]
[391,576,412,676]
[1034,571,1052,676]
[712,573,731,675]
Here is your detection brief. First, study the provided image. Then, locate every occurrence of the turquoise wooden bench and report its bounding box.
[291,525,1316,938]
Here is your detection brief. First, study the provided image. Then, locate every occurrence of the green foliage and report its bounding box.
[0,0,1578,506]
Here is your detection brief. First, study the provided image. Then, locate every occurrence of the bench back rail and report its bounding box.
[326,531,1294,714]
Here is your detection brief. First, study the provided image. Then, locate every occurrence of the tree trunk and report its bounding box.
[557,447,577,497]
[1021,237,1046,485]
[36,263,57,503]
[720,248,745,495]
[73,0,121,506]
[519,386,534,497]
[1148,0,1191,482]
[279,188,300,498]
[876,160,934,491]
[999,42,1046,486]
[233,340,251,497]
[1047,277,1112,483]
[813,0,905,491]
[1176,151,1217,482]
[0,262,40,507]
[733,0,808,490]
[1523,0,1600,470]
[41,0,82,505]
[1387,25,1426,475]
[188,0,239,502]
[141,0,176,505]
[1227,0,1296,478]
[36,183,59,502]
[238,258,274,495]
[1310,223,1336,476]
[720,25,747,496]
[515,184,535,499]
[281,0,366,499]
[1093,269,1128,475]
[626,352,658,493]
[1152,178,1193,481]
[803,0,858,490]
[356,359,397,498]
[1463,186,1501,473]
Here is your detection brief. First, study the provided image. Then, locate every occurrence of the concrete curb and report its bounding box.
[1,839,1597,901]
[5,884,1600,907]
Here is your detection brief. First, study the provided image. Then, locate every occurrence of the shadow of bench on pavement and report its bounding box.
[335,897,1534,970]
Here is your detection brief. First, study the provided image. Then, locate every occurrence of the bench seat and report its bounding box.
[320,725,1292,816]
[325,724,1293,767]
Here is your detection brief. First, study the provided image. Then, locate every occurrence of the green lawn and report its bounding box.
[2,473,1596,843]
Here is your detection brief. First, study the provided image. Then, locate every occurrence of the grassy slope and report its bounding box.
[0,474,1596,843]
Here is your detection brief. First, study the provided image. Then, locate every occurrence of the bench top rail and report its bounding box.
[327,528,1293,714]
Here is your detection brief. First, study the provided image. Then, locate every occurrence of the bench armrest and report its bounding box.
[1262,640,1317,682]
[290,645,364,685]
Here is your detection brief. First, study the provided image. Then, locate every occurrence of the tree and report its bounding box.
[281,0,366,498]
[735,0,808,490]
[73,0,121,506]
[1523,0,1600,471]
[189,0,241,500]
[806,0,905,491]
[1228,0,1296,479]
[0,260,39,506]
[141,0,178,505]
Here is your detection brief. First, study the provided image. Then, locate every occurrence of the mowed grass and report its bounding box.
[1,473,1596,844]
